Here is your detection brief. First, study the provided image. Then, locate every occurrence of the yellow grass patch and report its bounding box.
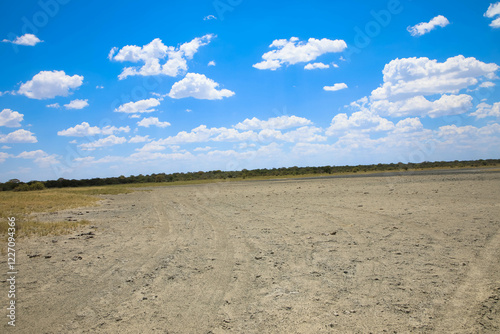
[0,185,133,239]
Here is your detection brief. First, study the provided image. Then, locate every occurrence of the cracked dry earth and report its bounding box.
[1,171,500,333]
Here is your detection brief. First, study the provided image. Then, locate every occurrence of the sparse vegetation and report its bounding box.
[0,186,133,239]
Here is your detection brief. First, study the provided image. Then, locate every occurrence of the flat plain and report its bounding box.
[1,170,500,333]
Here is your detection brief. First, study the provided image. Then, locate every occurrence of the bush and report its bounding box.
[12,182,46,192]
[29,182,46,191]
[12,184,30,192]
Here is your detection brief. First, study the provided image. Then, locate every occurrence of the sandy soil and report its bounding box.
[2,171,500,333]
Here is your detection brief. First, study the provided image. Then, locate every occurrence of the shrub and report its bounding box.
[29,182,46,191]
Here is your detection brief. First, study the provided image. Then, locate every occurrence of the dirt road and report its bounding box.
[2,171,500,333]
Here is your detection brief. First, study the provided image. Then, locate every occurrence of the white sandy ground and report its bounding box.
[1,171,500,333]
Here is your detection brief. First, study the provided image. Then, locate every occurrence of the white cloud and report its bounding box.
[479,81,496,88]
[17,150,59,167]
[393,118,424,133]
[168,73,234,100]
[199,143,283,163]
[46,103,60,108]
[407,15,450,36]
[115,98,160,114]
[194,146,213,152]
[470,102,500,119]
[58,122,130,137]
[0,152,11,163]
[324,83,348,92]
[0,129,37,143]
[371,94,473,118]
[257,126,326,143]
[208,60,216,66]
[304,62,330,70]
[96,85,104,89]
[64,99,89,110]
[18,70,84,99]
[136,141,166,152]
[485,2,500,27]
[437,123,500,140]
[110,34,214,79]
[137,117,171,128]
[157,125,255,145]
[491,17,500,28]
[129,135,151,143]
[73,156,95,164]
[79,135,127,151]
[253,37,347,70]
[371,56,499,101]
[234,115,312,130]
[2,33,43,46]
[485,2,500,17]
[152,115,323,146]
[326,108,394,136]
[204,15,217,20]
[0,109,23,127]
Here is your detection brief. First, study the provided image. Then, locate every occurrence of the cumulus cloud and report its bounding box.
[109,34,214,79]
[64,99,89,110]
[470,102,500,118]
[168,73,234,100]
[324,83,348,92]
[137,117,171,128]
[2,33,43,46]
[304,62,330,70]
[490,17,500,28]
[253,37,347,70]
[79,135,127,150]
[136,141,167,152]
[208,60,216,66]
[257,126,326,143]
[393,118,424,133]
[156,125,255,145]
[371,55,499,101]
[114,98,160,114]
[18,70,84,99]
[352,55,500,120]
[437,123,500,140]
[234,115,312,130]
[0,109,23,127]
[17,150,59,167]
[485,2,500,28]
[46,103,60,108]
[407,15,450,36]
[129,135,151,143]
[326,109,394,136]
[58,122,130,137]
[0,129,37,143]
[371,94,473,118]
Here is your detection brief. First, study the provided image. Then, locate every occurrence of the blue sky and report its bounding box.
[1,0,500,182]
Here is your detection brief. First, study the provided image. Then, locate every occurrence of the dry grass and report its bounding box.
[11,219,92,238]
[0,185,133,239]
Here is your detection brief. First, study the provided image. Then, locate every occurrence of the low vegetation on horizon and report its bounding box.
[2,159,499,192]
[0,159,498,240]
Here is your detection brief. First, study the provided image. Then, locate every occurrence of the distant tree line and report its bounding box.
[1,159,499,192]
